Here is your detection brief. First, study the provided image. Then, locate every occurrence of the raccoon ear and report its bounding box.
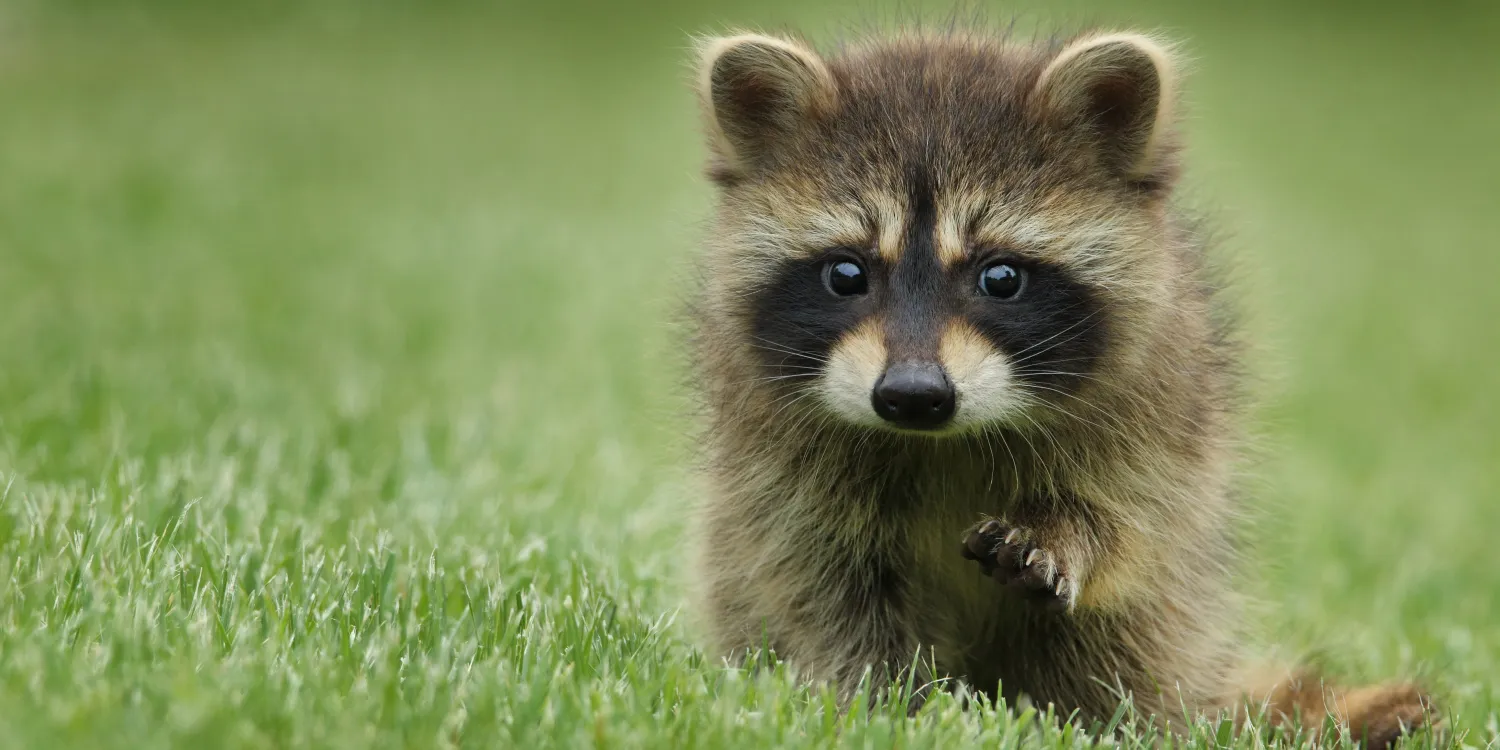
[696,33,836,179]
[1034,33,1177,182]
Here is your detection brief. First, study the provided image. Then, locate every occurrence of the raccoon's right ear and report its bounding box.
[695,33,836,181]
[1034,32,1179,184]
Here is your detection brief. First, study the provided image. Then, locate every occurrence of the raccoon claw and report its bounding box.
[962,519,1078,612]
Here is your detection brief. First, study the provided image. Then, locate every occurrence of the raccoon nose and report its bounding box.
[872,362,955,429]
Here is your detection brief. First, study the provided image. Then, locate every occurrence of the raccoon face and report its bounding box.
[697,31,1179,434]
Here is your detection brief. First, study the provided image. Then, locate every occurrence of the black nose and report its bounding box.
[872,362,955,429]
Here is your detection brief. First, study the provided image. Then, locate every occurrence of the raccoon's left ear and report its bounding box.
[1034,33,1178,183]
[695,33,837,181]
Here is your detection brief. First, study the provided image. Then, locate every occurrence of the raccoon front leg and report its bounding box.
[803,569,940,706]
[700,566,929,702]
[959,494,1114,611]
[821,637,942,712]
[962,517,1088,611]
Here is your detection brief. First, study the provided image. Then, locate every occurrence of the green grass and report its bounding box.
[1,2,1497,747]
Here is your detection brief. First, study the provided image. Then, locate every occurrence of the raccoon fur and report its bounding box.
[685,26,1433,747]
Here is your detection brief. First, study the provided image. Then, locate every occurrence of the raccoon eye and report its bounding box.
[978,263,1025,299]
[823,259,868,297]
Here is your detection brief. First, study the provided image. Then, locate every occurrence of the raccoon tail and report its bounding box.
[1225,663,1438,749]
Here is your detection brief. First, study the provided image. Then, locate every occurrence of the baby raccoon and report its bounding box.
[686,26,1433,746]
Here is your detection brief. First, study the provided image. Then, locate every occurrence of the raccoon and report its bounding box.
[684,26,1436,745]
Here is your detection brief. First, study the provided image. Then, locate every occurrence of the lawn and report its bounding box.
[0,1,1496,747]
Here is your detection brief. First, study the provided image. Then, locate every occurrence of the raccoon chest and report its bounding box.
[810,482,1019,664]
[904,503,1018,638]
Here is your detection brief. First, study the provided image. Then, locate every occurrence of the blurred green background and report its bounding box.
[0,1,1496,747]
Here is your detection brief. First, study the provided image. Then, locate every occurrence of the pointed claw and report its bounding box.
[1058,578,1081,612]
[962,520,1079,614]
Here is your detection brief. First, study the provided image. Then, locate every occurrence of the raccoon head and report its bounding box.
[696,30,1182,435]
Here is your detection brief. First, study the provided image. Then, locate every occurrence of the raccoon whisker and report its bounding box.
[976,423,1013,495]
[847,425,876,467]
[1013,368,1186,420]
[772,408,817,447]
[1016,383,1140,445]
[749,332,821,349]
[1022,403,1089,488]
[750,367,834,381]
[764,387,824,427]
[834,418,871,458]
[1015,378,1114,417]
[770,317,840,341]
[756,358,828,367]
[755,316,842,345]
[1031,390,1202,447]
[1013,368,1152,404]
[1006,305,1102,360]
[726,373,821,389]
[962,432,988,493]
[1007,310,1108,367]
[764,382,818,407]
[1016,310,1106,355]
[1001,403,1055,484]
[780,400,846,454]
[751,355,830,371]
[989,429,1007,496]
[749,347,829,365]
[750,365,828,377]
[1008,324,1111,373]
[1010,370,1142,398]
[969,423,990,474]
[1009,356,1098,369]
[1010,369,1091,380]
[1012,412,1064,490]
[994,427,1024,497]
[749,338,832,364]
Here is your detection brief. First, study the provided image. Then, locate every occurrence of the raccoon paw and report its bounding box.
[961,519,1079,612]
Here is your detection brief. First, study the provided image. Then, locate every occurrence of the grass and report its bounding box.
[0,1,1496,747]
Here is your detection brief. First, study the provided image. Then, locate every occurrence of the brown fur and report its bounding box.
[685,26,1433,746]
